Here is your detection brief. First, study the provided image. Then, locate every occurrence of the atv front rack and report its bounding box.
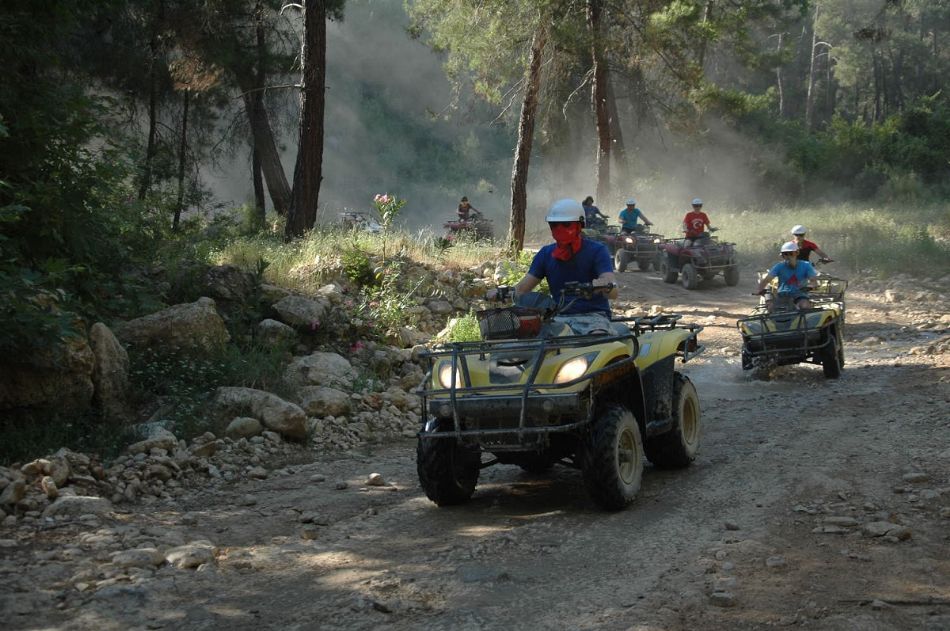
[737,307,836,360]
[611,314,706,362]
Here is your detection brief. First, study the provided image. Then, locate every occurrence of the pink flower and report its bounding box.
[374,194,383,203]
[350,341,365,353]
[310,320,321,331]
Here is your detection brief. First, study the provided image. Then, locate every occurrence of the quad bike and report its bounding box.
[339,211,382,234]
[415,282,705,511]
[583,225,666,273]
[736,270,848,379]
[443,213,494,241]
[656,228,740,289]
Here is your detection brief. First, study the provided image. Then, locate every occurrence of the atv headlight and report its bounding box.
[554,356,589,384]
[623,237,634,244]
[438,363,464,389]
[653,238,662,244]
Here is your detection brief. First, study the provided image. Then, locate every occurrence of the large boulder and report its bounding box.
[114,297,229,353]
[297,386,351,417]
[88,322,130,420]
[213,387,307,440]
[257,319,297,346]
[272,295,330,329]
[204,265,257,303]
[0,334,95,416]
[284,352,355,390]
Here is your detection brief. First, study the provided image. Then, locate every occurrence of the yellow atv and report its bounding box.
[737,274,848,378]
[416,282,704,511]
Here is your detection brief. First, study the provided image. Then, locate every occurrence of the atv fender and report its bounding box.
[591,359,647,438]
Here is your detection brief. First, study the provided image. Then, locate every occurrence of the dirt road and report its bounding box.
[3,266,949,630]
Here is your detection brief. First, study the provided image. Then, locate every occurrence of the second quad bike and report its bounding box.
[736,273,848,379]
[583,225,666,273]
[443,214,494,241]
[657,229,740,289]
[416,283,705,511]
[339,211,382,233]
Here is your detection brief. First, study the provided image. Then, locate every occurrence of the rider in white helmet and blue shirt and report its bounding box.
[754,241,818,309]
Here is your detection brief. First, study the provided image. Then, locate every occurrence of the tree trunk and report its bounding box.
[697,1,714,69]
[173,90,189,231]
[804,7,820,130]
[138,2,164,201]
[775,33,785,117]
[237,74,292,216]
[285,0,328,239]
[507,24,547,254]
[587,0,610,203]
[606,78,628,185]
[251,0,267,229]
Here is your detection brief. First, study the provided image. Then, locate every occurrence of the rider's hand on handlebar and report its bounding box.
[485,286,511,302]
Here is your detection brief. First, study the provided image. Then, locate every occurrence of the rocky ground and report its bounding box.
[1,265,948,630]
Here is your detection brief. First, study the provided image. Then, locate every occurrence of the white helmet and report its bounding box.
[625,198,636,206]
[545,198,585,223]
[791,224,807,235]
[691,198,703,206]
[780,241,799,253]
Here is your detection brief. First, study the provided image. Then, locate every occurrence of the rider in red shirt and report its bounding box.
[682,198,712,244]
[791,225,832,263]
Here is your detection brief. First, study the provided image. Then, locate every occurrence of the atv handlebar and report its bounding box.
[562,281,615,299]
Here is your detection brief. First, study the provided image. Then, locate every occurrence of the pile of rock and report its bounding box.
[0,449,113,527]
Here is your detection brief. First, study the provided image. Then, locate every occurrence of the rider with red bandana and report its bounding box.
[508,198,618,317]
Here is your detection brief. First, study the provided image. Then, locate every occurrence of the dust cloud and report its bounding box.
[204,0,781,237]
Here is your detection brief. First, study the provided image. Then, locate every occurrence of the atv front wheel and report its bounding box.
[681,263,699,290]
[417,423,481,506]
[724,265,740,287]
[645,373,702,468]
[660,257,678,283]
[820,330,843,379]
[614,249,630,273]
[582,405,644,510]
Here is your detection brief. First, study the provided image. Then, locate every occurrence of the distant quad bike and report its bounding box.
[443,214,494,241]
[415,283,705,511]
[736,271,848,379]
[339,211,382,234]
[657,229,740,289]
[583,225,665,273]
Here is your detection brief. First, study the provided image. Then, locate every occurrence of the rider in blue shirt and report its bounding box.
[618,198,653,234]
[509,199,617,316]
[582,196,609,229]
[755,241,817,309]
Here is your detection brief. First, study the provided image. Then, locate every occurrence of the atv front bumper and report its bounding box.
[426,391,588,436]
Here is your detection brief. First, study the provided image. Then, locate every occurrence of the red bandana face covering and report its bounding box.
[551,223,583,261]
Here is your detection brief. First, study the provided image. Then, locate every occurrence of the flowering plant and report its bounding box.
[372,193,406,231]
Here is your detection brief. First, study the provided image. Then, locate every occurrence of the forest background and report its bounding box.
[1,0,948,455]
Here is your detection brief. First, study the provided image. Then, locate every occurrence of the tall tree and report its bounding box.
[286,1,345,238]
[509,22,548,252]
[587,0,611,202]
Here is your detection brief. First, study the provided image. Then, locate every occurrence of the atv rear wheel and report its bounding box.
[637,258,651,272]
[614,249,630,273]
[821,330,843,379]
[681,263,699,290]
[417,423,481,506]
[724,265,740,287]
[645,373,702,468]
[660,257,678,283]
[582,405,644,510]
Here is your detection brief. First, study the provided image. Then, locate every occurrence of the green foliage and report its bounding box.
[341,245,377,288]
[129,342,293,440]
[444,310,482,342]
